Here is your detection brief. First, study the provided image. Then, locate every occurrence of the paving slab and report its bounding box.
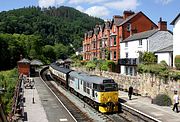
[119,90,180,122]
[23,77,76,122]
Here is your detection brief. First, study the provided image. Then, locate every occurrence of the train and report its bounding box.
[49,62,119,113]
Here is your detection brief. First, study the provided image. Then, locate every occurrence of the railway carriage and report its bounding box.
[49,63,72,88]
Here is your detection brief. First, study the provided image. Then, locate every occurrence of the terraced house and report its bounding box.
[83,11,158,65]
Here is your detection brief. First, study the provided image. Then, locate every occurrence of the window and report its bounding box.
[125,42,128,47]
[139,40,142,46]
[93,42,96,48]
[110,51,112,60]
[130,67,133,76]
[114,37,116,46]
[125,67,128,75]
[83,81,86,92]
[125,52,128,58]
[78,79,79,89]
[113,26,116,32]
[114,51,116,60]
[127,23,131,31]
[100,41,102,48]
[87,88,90,94]
[110,37,113,46]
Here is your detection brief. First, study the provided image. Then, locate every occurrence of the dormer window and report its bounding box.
[127,23,131,31]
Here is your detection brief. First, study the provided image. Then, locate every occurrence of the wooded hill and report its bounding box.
[0,6,104,70]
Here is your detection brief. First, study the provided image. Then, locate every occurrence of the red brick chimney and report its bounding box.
[113,15,123,19]
[158,17,167,31]
[123,10,135,19]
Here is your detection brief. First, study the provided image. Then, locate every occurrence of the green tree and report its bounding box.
[142,52,157,64]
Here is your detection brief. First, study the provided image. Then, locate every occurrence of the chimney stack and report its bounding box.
[158,17,167,31]
[123,10,135,19]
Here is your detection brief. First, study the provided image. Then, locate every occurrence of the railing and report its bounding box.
[118,58,138,66]
[9,74,24,122]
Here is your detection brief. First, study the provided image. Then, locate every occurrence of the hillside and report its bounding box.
[0,6,104,70]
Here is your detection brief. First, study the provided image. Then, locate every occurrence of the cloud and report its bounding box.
[38,0,66,8]
[85,6,110,18]
[68,0,108,4]
[76,6,85,12]
[104,0,139,10]
[156,0,173,5]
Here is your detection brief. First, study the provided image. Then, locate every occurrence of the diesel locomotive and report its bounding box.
[49,63,119,113]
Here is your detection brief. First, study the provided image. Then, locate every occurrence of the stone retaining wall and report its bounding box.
[72,67,180,99]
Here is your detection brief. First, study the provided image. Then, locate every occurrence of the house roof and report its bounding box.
[122,29,158,42]
[119,12,139,26]
[149,31,173,52]
[30,59,43,66]
[93,27,100,35]
[88,30,93,37]
[18,58,30,64]
[118,11,157,28]
[170,13,180,25]
[112,16,124,26]
[155,45,173,53]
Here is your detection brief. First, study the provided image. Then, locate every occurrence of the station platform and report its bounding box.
[23,77,76,122]
[23,83,48,122]
[119,91,180,122]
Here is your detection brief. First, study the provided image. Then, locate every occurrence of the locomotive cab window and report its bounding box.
[104,83,118,91]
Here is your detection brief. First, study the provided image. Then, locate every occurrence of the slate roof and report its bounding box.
[119,12,139,26]
[112,16,124,26]
[149,31,173,52]
[69,71,115,84]
[170,13,180,25]
[155,45,173,53]
[30,59,43,66]
[18,58,30,64]
[94,27,100,35]
[88,30,93,37]
[122,29,158,42]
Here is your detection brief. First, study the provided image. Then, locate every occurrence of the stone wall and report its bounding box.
[72,67,180,99]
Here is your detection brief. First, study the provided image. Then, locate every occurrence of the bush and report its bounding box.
[152,94,172,106]
[101,64,108,71]
[0,68,18,114]
[175,55,180,70]
[86,61,96,70]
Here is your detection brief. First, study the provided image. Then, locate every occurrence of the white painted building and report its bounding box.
[120,20,173,76]
[170,13,180,67]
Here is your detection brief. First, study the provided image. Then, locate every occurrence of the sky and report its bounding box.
[0,0,179,30]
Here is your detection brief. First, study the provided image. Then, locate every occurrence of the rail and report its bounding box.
[120,103,162,122]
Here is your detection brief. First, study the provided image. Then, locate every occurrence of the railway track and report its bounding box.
[40,67,92,122]
[40,67,160,122]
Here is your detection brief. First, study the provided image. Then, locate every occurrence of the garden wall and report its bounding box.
[72,67,180,99]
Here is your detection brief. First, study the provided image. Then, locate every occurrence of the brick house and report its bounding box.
[83,11,158,65]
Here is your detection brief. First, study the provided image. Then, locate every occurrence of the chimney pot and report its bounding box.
[158,18,167,31]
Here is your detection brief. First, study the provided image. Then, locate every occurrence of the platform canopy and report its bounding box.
[30,59,43,66]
